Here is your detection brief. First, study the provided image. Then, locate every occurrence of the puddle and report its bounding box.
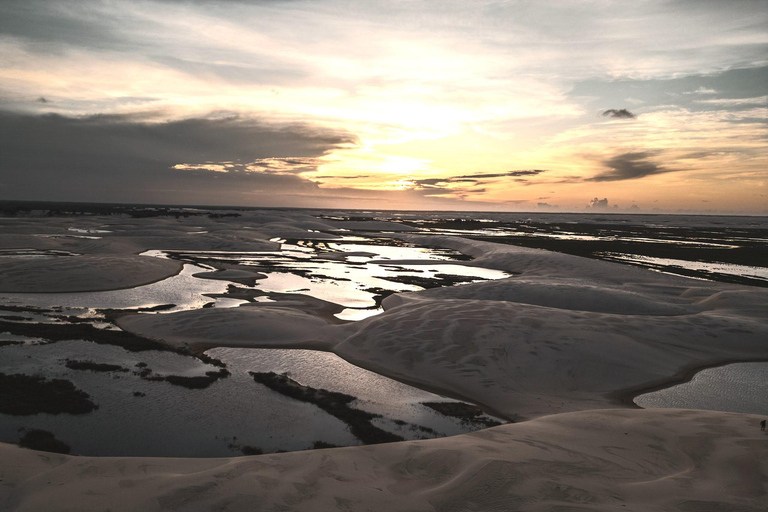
[635,362,768,416]
[598,253,768,284]
[0,341,501,457]
[0,264,235,313]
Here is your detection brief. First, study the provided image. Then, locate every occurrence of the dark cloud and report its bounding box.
[36,97,48,103]
[0,109,355,204]
[412,169,547,188]
[586,197,610,209]
[313,174,373,180]
[602,108,636,119]
[588,151,669,182]
[455,169,546,180]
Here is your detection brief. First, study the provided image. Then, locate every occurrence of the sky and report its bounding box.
[0,0,766,213]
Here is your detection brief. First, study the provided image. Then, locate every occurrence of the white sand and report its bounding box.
[2,408,766,511]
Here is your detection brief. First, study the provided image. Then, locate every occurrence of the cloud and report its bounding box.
[0,109,356,204]
[412,169,547,188]
[602,108,636,119]
[313,174,374,180]
[172,157,322,175]
[695,96,767,106]
[588,151,670,182]
[36,97,48,103]
[455,169,546,180]
[684,87,717,95]
[586,197,610,209]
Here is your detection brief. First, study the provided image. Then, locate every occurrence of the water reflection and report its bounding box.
[0,341,501,457]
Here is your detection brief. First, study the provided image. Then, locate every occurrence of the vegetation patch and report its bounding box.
[0,373,98,415]
[0,320,171,352]
[0,315,29,322]
[311,441,339,450]
[422,401,502,428]
[139,367,231,389]
[18,429,71,454]
[0,305,52,314]
[240,445,263,455]
[381,273,487,289]
[65,359,129,373]
[250,371,403,445]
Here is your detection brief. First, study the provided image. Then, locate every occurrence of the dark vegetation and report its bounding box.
[0,340,24,347]
[136,365,231,389]
[0,305,52,313]
[380,273,486,289]
[0,373,98,415]
[311,441,339,449]
[0,315,28,322]
[101,304,177,317]
[150,370,231,389]
[18,429,71,454]
[363,287,395,308]
[0,320,169,352]
[422,402,502,428]
[250,372,403,445]
[240,445,263,455]
[65,359,129,373]
[0,200,244,219]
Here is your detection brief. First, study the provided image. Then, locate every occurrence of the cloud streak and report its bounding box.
[413,169,547,188]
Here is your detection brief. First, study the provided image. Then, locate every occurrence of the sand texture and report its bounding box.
[2,408,766,512]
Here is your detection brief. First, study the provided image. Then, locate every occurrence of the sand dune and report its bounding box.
[2,408,765,511]
[338,298,768,420]
[113,234,768,421]
[0,255,181,293]
[117,304,337,351]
